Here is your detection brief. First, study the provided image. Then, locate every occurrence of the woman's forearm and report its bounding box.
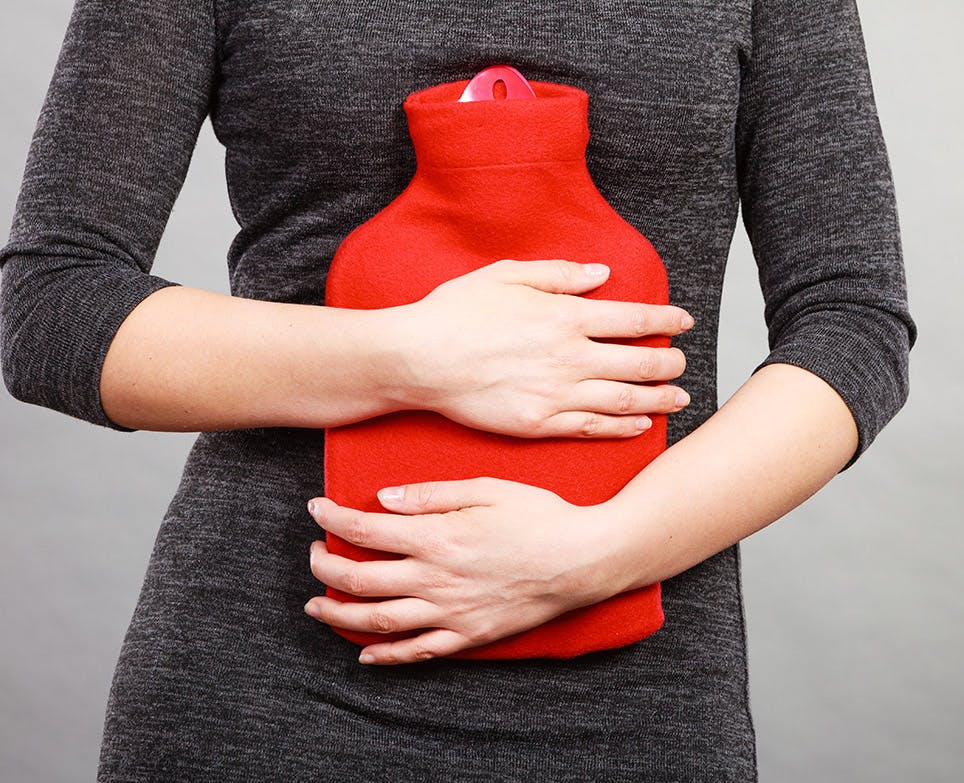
[100,285,408,431]
[593,362,860,597]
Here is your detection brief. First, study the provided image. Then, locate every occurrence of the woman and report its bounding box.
[0,0,915,780]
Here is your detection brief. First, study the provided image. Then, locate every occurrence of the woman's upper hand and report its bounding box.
[387,258,693,439]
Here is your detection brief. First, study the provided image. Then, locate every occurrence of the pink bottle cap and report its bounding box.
[457,64,537,102]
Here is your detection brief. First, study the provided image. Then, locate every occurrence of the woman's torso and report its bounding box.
[102,3,759,780]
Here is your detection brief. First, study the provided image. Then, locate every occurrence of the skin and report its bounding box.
[101,259,692,435]
[304,362,858,666]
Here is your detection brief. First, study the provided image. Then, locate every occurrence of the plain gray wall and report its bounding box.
[1,1,960,781]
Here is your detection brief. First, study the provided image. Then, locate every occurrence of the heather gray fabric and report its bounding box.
[0,1,915,781]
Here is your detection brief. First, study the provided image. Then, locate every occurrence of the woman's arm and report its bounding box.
[95,262,693,432]
[583,362,857,598]
[97,285,407,431]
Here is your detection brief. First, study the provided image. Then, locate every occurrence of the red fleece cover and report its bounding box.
[323,76,670,659]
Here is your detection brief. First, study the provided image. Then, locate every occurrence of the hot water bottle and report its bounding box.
[323,65,670,659]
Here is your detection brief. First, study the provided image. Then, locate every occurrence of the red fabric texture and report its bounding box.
[323,76,670,659]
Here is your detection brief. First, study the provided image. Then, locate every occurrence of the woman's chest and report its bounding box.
[212,0,752,194]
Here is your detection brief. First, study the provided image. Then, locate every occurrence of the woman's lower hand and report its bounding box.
[387,258,693,439]
[303,477,625,665]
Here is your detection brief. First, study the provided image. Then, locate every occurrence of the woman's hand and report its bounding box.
[387,258,693,439]
[303,477,621,665]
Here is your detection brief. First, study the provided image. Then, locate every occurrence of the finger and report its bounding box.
[531,410,654,439]
[574,299,695,338]
[307,496,430,556]
[481,257,611,295]
[357,627,471,665]
[304,595,444,635]
[563,379,690,417]
[308,539,423,597]
[584,342,687,383]
[375,476,507,514]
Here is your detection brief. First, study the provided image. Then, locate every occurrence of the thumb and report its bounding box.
[485,258,610,295]
[375,476,507,514]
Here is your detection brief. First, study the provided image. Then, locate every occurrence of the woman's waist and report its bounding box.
[163,427,326,522]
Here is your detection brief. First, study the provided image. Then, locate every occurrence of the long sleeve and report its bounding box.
[0,0,218,431]
[736,0,917,471]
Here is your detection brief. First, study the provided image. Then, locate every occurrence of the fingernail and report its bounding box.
[675,390,691,407]
[304,600,322,619]
[309,540,321,568]
[307,499,319,515]
[583,263,609,276]
[681,313,695,329]
[635,417,652,430]
[378,486,405,503]
[359,652,375,664]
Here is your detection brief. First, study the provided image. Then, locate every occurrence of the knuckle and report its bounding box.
[411,482,437,509]
[345,568,367,596]
[468,619,498,645]
[550,259,574,287]
[413,646,436,661]
[637,350,657,379]
[580,412,601,437]
[416,530,450,560]
[368,610,396,634]
[546,350,578,370]
[345,515,370,547]
[484,259,512,279]
[615,385,636,414]
[422,568,457,591]
[521,405,547,428]
[510,407,546,437]
[555,302,582,334]
[478,476,503,493]
[632,306,650,336]
[516,413,542,436]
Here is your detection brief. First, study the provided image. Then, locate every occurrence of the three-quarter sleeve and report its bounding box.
[736,0,917,471]
[0,0,217,431]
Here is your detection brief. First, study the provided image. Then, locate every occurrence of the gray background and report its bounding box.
[1,1,960,780]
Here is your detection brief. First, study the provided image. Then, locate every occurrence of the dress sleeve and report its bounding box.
[735,0,917,471]
[0,0,217,431]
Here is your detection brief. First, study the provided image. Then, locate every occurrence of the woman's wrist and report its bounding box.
[591,490,671,597]
[547,496,657,609]
[369,298,475,415]
[293,302,422,425]
[357,301,436,414]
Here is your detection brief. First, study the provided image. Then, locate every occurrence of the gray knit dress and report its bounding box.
[0,1,915,780]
